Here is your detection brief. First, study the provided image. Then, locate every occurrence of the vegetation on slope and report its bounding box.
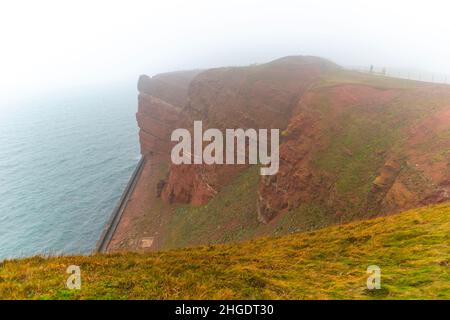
[1,203,448,299]
[307,70,450,218]
[161,69,450,248]
[163,166,333,248]
[163,166,261,248]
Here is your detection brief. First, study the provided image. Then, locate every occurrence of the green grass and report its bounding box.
[163,166,261,249]
[317,68,431,90]
[299,69,450,221]
[274,203,334,234]
[162,166,339,248]
[1,203,448,299]
[312,104,403,218]
[153,67,450,250]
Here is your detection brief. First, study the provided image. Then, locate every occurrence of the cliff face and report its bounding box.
[137,56,340,205]
[124,56,450,252]
[257,83,450,222]
[136,70,201,157]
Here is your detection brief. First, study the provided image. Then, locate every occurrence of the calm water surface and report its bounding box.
[0,84,140,260]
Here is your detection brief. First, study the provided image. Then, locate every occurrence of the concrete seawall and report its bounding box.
[95,156,147,253]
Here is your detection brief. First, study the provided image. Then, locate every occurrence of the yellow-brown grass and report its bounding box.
[0,203,448,299]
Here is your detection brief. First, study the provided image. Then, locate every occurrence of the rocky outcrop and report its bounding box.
[160,56,339,206]
[135,56,450,228]
[256,83,450,222]
[136,71,202,156]
[160,164,218,205]
[137,94,180,156]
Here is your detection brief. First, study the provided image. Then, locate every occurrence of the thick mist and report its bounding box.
[1,0,449,106]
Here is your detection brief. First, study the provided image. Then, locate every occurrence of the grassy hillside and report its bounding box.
[163,166,334,249]
[1,203,449,299]
[110,60,450,255]
[156,69,450,250]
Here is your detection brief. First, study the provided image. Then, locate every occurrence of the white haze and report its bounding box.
[1,0,450,107]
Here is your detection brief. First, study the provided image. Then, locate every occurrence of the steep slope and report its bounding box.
[108,56,450,253]
[160,56,338,205]
[1,203,449,299]
[258,70,450,223]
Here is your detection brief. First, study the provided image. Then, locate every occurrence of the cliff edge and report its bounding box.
[108,56,450,252]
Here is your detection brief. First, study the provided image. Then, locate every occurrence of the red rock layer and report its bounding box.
[135,57,450,225]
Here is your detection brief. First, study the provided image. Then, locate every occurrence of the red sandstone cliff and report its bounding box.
[257,84,450,222]
[137,56,340,205]
[136,57,450,222]
[113,56,450,252]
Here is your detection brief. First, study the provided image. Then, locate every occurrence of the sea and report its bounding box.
[0,83,140,260]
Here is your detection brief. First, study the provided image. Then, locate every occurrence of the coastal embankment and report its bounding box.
[95,156,146,253]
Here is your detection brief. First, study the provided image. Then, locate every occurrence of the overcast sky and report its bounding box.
[1,0,450,105]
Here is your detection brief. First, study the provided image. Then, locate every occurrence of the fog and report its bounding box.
[1,0,450,106]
